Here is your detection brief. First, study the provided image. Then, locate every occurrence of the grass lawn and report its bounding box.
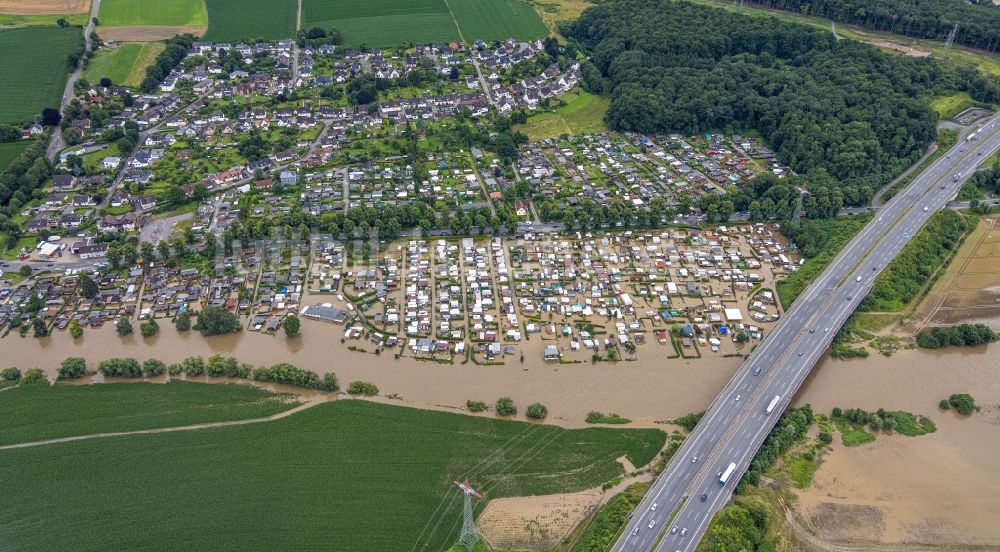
[930,91,977,120]
[0,26,81,125]
[515,89,609,141]
[0,12,89,26]
[83,42,166,88]
[203,0,297,41]
[0,141,29,173]
[448,0,547,41]
[0,381,300,446]
[0,399,665,551]
[0,235,37,260]
[99,0,208,26]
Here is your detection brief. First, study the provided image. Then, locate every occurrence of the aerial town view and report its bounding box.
[1,0,1000,550]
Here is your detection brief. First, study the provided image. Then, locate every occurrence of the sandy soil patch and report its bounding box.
[793,345,1000,546]
[0,0,88,14]
[478,489,601,550]
[97,25,206,42]
[869,39,931,57]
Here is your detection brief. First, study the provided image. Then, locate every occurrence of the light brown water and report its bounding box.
[793,344,1000,546]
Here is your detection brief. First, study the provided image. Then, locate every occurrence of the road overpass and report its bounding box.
[613,114,1000,552]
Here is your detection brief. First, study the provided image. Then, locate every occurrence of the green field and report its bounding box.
[83,42,166,87]
[0,141,29,173]
[98,0,208,26]
[0,12,89,27]
[203,0,297,41]
[516,89,610,140]
[0,382,299,446]
[0,399,664,551]
[0,26,81,125]
[448,0,547,41]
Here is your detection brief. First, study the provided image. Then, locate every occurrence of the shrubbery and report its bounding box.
[917,324,998,349]
[738,405,813,491]
[586,411,631,424]
[253,363,338,391]
[143,359,166,376]
[1,367,21,381]
[526,402,548,420]
[98,358,142,378]
[347,381,379,396]
[671,411,704,432]
[946,393,976,416]
[21,368,46,384]
[57,357,87,380]
[495,396,517,416]
[466,400,487,412]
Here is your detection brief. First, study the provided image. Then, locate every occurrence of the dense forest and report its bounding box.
[745,0,1000,53]
[563,0,998,204]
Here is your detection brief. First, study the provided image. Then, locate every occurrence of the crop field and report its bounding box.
[448,0,547,41]
[202,0,297,41]
[0,400,665,551]
[0,141,29,173]
[98,0,208,26]
[303,0,459,47]
[0,26,80,125]
[0,382,299,446]
[82,42,165,87]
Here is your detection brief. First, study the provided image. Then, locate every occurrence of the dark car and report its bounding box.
[700,493,708,502]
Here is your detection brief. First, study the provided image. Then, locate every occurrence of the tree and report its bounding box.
[283,314,300,337]
[938,399,950,411]
[77,274,98,298]
[143,358,166,376]
[98,357,142,377]
[174,311,191,331]
[19,265,32,277]
[99,77,112,88]
[194,306,242,336]
[948,393,976,416]
[69,319,83,339]
[57,357,87,379]
[140,318,159,337]
[116,317,133,335]
[41,107,62,127]
[182,356,205,376]
[1,367,21,381]
[347,381,379,396]
[526,402,548,419]
[32,317,48,337]
[496,396,517,416]
[21,368,46,384]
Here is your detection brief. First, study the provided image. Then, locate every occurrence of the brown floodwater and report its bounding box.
[793,344,1000,546]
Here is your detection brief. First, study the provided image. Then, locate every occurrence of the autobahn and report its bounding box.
[613,113,1000,552]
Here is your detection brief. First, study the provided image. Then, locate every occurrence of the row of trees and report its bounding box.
[253,362,339,391]
[563,0,994,188]
[744,0,1000,53]
[917,324,998,349]
[139,35,197,93]
[738,405,814,490]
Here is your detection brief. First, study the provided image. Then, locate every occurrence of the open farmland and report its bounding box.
[448,0,547,41]
[0,399,665,551]
[202,0,297,41]
[0,382,300,446]
[98,0,207,26]
[82,42,165,87]
[0,26,80,125]
[303,0,459,47]
[0,0,89,13]
[0,141,29,173]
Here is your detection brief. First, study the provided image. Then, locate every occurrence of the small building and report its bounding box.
[279,170,299,185]
[543,345,560,361]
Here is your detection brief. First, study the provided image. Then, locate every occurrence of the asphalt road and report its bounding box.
[613,114,1000,552]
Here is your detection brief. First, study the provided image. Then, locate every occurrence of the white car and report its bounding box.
[681,528,688,536]
[650,502,658,511]
[923,206,929,212]
[671,526,678,534]
[691,456,698,463]
[735,395,741,401]
[648,519,656,529]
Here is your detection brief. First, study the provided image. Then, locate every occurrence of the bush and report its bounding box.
[347,381,379,396]
[143,359,166,376]
[1,367,21,381]
[116,317,133,335]
[253,362,337,391]
[939,399,950,410]
[57,357,87,380]
[69,319,83,339]
[181,356,205,376]
[167,363,182,376]
[917,324,998,349]
[671,411,705,432]
[466,400,487,412]
[586,411,631,424]
[194,306,242,336]
[21,368,46,384]
[947,393,976,416]
[526,402,548,419]
[495,396,516,416]
[818,431,833,444]
[283,314,300,337]
[98,358,142,378]
[206,354,239,377]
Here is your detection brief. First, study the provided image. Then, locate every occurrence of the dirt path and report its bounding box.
[0,396,328,451]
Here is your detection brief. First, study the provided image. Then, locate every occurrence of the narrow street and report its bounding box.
[47,0,102,161]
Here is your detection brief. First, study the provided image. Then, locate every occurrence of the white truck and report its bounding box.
[719,462,737,486]
[766,395,781,415]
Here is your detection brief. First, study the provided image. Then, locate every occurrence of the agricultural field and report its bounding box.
[303,0,459,47]
[98,0,207,26]
[515,89,609,141]
[0,26,81,125]
[0,381,299,446]
[0,141,29,173]
[82,42,165,87]
[448,0,547,41]
[202,0,297,42]
[0,399,665,551]
[0,11,88,26]
[0,0,90,14]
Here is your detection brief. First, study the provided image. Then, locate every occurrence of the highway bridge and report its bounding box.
[613,114,1000,552]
